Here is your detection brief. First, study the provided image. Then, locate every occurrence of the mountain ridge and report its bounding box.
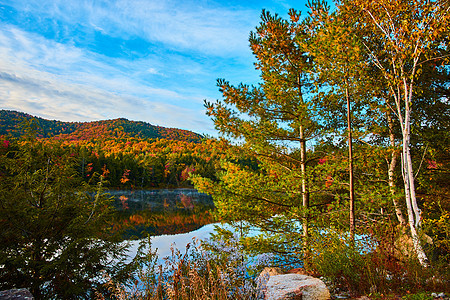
[0,110,203,143]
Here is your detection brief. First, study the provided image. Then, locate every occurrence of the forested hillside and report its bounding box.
[0,110,203,143]
[0,110,220,189]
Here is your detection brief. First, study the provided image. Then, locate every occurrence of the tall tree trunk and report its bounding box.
[297,76,310,248]
[300,123,309,241]
[345,81,355,241]
[386,110,406,225]
[398,82,429,267]
[401,134,429,266]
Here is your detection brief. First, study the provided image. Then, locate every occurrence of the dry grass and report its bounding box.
[97,239,261,300]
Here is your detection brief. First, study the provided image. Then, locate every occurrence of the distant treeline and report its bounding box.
[0,110,223,189]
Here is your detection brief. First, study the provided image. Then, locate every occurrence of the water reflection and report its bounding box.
[108,189,215,238]
[108,189,214,211]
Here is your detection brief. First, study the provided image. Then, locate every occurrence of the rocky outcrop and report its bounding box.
[0,289,34,300]
[258,268,330,300]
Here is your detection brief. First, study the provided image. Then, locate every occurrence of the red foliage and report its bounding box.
[427,159,438,169]
[119,195,129,210]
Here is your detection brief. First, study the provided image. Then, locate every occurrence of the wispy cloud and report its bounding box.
[0,25,184,97]
[0,25,215,132]
[0,68,213,132]
[2,0,259,57]
[0,0,304,135]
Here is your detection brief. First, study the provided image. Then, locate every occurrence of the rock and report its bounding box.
[287,268,309,276]
[394,229,415,259]
[260,267,283,277]
[333,295,349,299]
[260,273,331,300]
[0,289,34,300]
[287,267,322,278]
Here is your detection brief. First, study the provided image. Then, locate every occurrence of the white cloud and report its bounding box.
[0,25,217,133]
[0,69,215,133]
[0,26,181,96]
[2,0,259,57]
[0,0,294,136]
[147,67,160,75]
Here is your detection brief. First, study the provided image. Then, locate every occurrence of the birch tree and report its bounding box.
[344,0,450,266]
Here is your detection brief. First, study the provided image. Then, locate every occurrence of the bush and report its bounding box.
[308,222,450,297]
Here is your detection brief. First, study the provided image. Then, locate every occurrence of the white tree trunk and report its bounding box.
[356,0,448,268]
[400,84,429,267]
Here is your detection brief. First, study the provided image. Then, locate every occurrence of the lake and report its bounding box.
[108,188,216,238]
[108,188,214,212]
[125,223,218,263]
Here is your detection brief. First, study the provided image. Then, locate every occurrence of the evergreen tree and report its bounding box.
[304,0,371,240]
[193,9,323,264]
[0,132,129,299]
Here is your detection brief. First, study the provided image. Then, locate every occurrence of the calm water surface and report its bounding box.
[125,223,218,263]
[108,189,216,261]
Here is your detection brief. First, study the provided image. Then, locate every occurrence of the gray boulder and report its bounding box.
[258,268,330,300]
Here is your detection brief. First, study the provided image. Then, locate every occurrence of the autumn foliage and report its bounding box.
[0,110,223,189]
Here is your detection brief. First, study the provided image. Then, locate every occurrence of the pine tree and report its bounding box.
[0,131,129,299]
[193,9,323,264]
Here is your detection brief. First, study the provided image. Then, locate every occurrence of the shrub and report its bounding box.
[308,222,450,297]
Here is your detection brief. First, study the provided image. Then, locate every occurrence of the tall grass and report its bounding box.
[97,235,268,300]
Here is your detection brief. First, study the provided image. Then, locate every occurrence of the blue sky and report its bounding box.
[0,0,309,136]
